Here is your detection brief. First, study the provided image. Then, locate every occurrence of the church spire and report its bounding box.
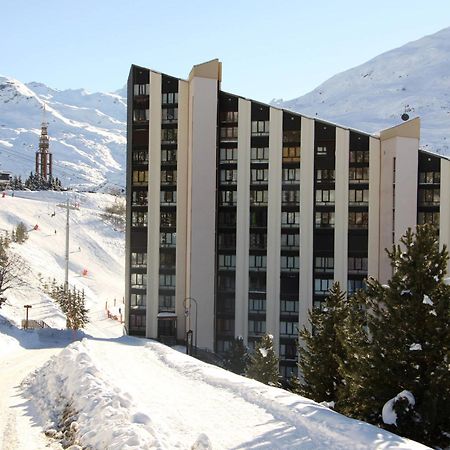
[35,104,52,181]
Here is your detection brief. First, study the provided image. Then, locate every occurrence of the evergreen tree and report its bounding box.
[14,222,28,243]
[223,337,249,375]
[298,282,347,405]
[339,225,450,447]
[246,334,280,387]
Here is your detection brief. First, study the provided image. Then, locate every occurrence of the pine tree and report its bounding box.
[297,282,346,404]
[223,337,249,375]
[246,334,280,387]
[14,222,28,243]
[340,224,450,447]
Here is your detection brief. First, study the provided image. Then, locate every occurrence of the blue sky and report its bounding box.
[1,1,449,102]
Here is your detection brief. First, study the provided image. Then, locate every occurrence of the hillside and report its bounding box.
[276,27,450,154]
[0,78,126,189]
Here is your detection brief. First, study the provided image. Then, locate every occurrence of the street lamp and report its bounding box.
[183,297,198,354]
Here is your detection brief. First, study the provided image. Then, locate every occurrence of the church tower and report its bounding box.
[35,106,52,181]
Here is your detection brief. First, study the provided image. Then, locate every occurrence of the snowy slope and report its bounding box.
[0,77,126,189]
[277,27,450,154]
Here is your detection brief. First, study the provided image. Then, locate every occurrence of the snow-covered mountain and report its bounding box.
[0,77,126,189]
[276,27,450,154]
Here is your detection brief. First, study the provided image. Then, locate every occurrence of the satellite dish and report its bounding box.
[401,113,409,122]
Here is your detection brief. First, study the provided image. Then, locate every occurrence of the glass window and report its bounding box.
[283,130,300,143]
[315,212,334,228]
[249,255,267,269]
[251,169,268,183]
[349,150,369,163]
[161,108,178,123]
[218,233,236,249]
[132,211,147,227]
[315,189,335,205]
[132,170,148,186]
[160,212,176,227]
[418,211,440,225]
[160,190,176,204]
[220,111,238,123]
[129,313,145,329]
[219,211,237,227]
[220,127,238,141]
[160,232,176,247]
[251,147,269,162]
[282,168,300,183]
[161,128,177,144]
[159,273,176,288]
[160,251,176,268]
[348,279,365,294]
[251,120,270,136]
[132,150,148,164]
[316,146,327,156]
[249,233,267,249]
[281,233,299,248]
[250,209,267,227]
[220,169,238,184]
[316,169,335,182]
[249,298,266,312]
[281,255,299,270]
[161,170,177,184]
[161,149,177,163]
[162,92,178,105]
[159,294,175,311]
[130,293,146,308]
[218,254,236,269]
[279,343,297,360]
[134,84,149,96]
[250,189,268,205]
[418,188,440,206]
[348,256,368,273]
[248,320,266,335]
[349,167,369,183]
[282,146,300,162]
[133,109,149,122]
[419,171,440,184]
[131,252,147,268]
[132,190,147,206]
[348,212,369,229]
[348,189,369,204]
[219,190,237,206]
[281,189,300,205]
[314,278,333,294]
[131,273,147,288]
[280,321,298,336]
[281,211,300,226]
[219,148,237,162]
[314,256,334,273]
[280,300,299,314]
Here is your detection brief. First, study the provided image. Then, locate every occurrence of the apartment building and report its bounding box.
[125,59,450,377]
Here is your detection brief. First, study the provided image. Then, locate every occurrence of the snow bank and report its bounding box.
[24,340,165,449]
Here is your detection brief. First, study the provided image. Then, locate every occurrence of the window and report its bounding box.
[314,278,333,294]
[160,251,176,268]
[220,169,238,184]
[315,189,335,205]
[132,211,147,227]
[161,170,177,185]
[281,233,299,248]
[251,169,268,184]
[251,121,269,136]
[220,111,238,123]
[160,232,176,247]
[134,84,149,96]
[418,188,440,206]
[129,313,145,329]
[219,211,237,227]
[281,255,299,270]
[316,169,335,182]
[162,92,178,105]
[280,321,298,336]
[160,190,176,204]
[251,147,269,162]
[219,190,237,206]
[316,146,327,156]
[281,300,299,314]
[218,233,236,249]
[218,254,236,269]
[132,170,148,186]
[349,167,369,183]
[217,318,234,333]
[130,293,146,309]
[249,273,266,292]
[133,109,149,122]
[250,189,268,205]
[348,189,369,205]
[249,255,267,270]
[131,252,147,268]
[249,233,267,249]
[419,171,440,184]
[315,257,334,273]
[219,147,237,162]
[282,146,300,162]
[132,150,148,164]
[349,150,369,163]
[348,212,368,229]
[159,294,175,311]
[131,273,147,289]
[280,365,297,378]
[282,168,300,183]
[248,320,266,335]
[159,274,176,288]
[315,212,334,228]
[161,108,178,123]
[132,190,147,206]
[281,189,300,205]
[281,211,300,227]
[418,211,440,225]
[250,209,267,227]
[161,149,177,163]
[280,343,297,360]
[283,130,300,143]
[216,339,232,353]
[218,274,235,291]
[348,256,368,273]
[161,128,177,144]
[220,127,238,141]
[160,212,176,227]
[348,279,365,294]
[249,298,266,312]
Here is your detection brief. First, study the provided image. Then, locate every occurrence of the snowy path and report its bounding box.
[0,347,62,450]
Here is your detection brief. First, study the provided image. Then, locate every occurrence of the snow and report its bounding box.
[259,347,268,357]
[423,295,433,306]
[0,192,431,449]
[382,391,416,427]
[409,343,422,351]
[278,27,450,155]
